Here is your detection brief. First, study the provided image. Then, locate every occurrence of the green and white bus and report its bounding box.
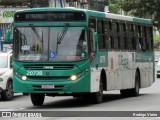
[11,7,154,106]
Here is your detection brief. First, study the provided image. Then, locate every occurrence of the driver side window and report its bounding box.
[78,30,87,51]
[89,18,97,62]
[89,18,96,52]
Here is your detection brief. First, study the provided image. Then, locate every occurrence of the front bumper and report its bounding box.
[13,72,90,94]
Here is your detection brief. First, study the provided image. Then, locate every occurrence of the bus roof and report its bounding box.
[15,7,152,25]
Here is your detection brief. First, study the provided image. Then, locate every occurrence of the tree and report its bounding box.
[119,0,160,31]
[90,0,121,14]
[108,0,121,14]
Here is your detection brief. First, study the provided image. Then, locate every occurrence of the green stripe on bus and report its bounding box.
[133,17,152,25]
[135,51,154,62]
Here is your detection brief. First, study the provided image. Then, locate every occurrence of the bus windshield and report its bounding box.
[13,27,88,62]
[0,55,8,68]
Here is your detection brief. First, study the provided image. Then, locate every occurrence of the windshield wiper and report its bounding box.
[56,23,69,54]
[57,23,69,44]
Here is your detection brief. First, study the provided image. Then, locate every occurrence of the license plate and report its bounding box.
[41,85,54,89]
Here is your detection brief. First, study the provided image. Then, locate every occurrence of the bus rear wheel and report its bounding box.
[30,93,45,106]
[130,71,140,96]
[120,71,140,97]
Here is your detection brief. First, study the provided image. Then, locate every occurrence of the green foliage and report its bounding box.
[119,0,160,30]
[90,0,121,14]
[153,33,160,49]
[154,33,160,42]
[109,3,120,14]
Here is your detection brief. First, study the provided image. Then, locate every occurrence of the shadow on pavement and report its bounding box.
[29,93,146,109]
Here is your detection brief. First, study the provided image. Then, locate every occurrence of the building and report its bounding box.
[0,0,90,40]
[49,0,89,9]
[0,0,29,41]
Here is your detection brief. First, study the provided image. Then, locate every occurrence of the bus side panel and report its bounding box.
[90,68,101,92]
[106,51,116,90]
[121,52,134,89]
[135,51,154,88]
[107,51,134,90]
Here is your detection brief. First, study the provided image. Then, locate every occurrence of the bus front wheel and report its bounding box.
[91,78,103,104]
[30,93,45,106]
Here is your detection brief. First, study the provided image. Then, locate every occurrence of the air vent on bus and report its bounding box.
[28,76,70,80]
[23,64,74,70]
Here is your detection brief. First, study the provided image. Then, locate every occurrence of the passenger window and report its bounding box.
[109,21,114,49]
[148,27,153,50]
[119,23,125,50]
[126,23,132,50]
[123,23,127,50]
[113,22,119,50]
[138,26,143,50]
[89,19,96,31]
[105,20,110,49]
[98,20,105,50]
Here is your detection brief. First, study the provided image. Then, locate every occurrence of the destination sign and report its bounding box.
[14,11,86,22]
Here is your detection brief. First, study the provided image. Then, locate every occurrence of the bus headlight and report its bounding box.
[70,75,77,81]
[22,76,27,81]
[14,70,27,81]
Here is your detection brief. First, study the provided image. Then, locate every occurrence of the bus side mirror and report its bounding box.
[6,29,11,42]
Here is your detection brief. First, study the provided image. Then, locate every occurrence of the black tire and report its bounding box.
[23,93,29,95]
[91,78,103,104]
[157,75,160,78]
[1,80,14,101]
[73,95,81,98]
[120,71,140,97]
[120,89,130,97]
[30,93,45,106]
[130,71,140,96]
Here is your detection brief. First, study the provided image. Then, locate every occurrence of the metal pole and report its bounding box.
[88,0,90,9]
[60,0,63,7]
[54,0,56,7]
[1,40,3,51]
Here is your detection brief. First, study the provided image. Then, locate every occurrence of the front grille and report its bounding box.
[23,64,75,70]
[28,76,70,81]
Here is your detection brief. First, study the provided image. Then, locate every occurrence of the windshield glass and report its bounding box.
[0,55,8,68]
[13,27,88,62]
